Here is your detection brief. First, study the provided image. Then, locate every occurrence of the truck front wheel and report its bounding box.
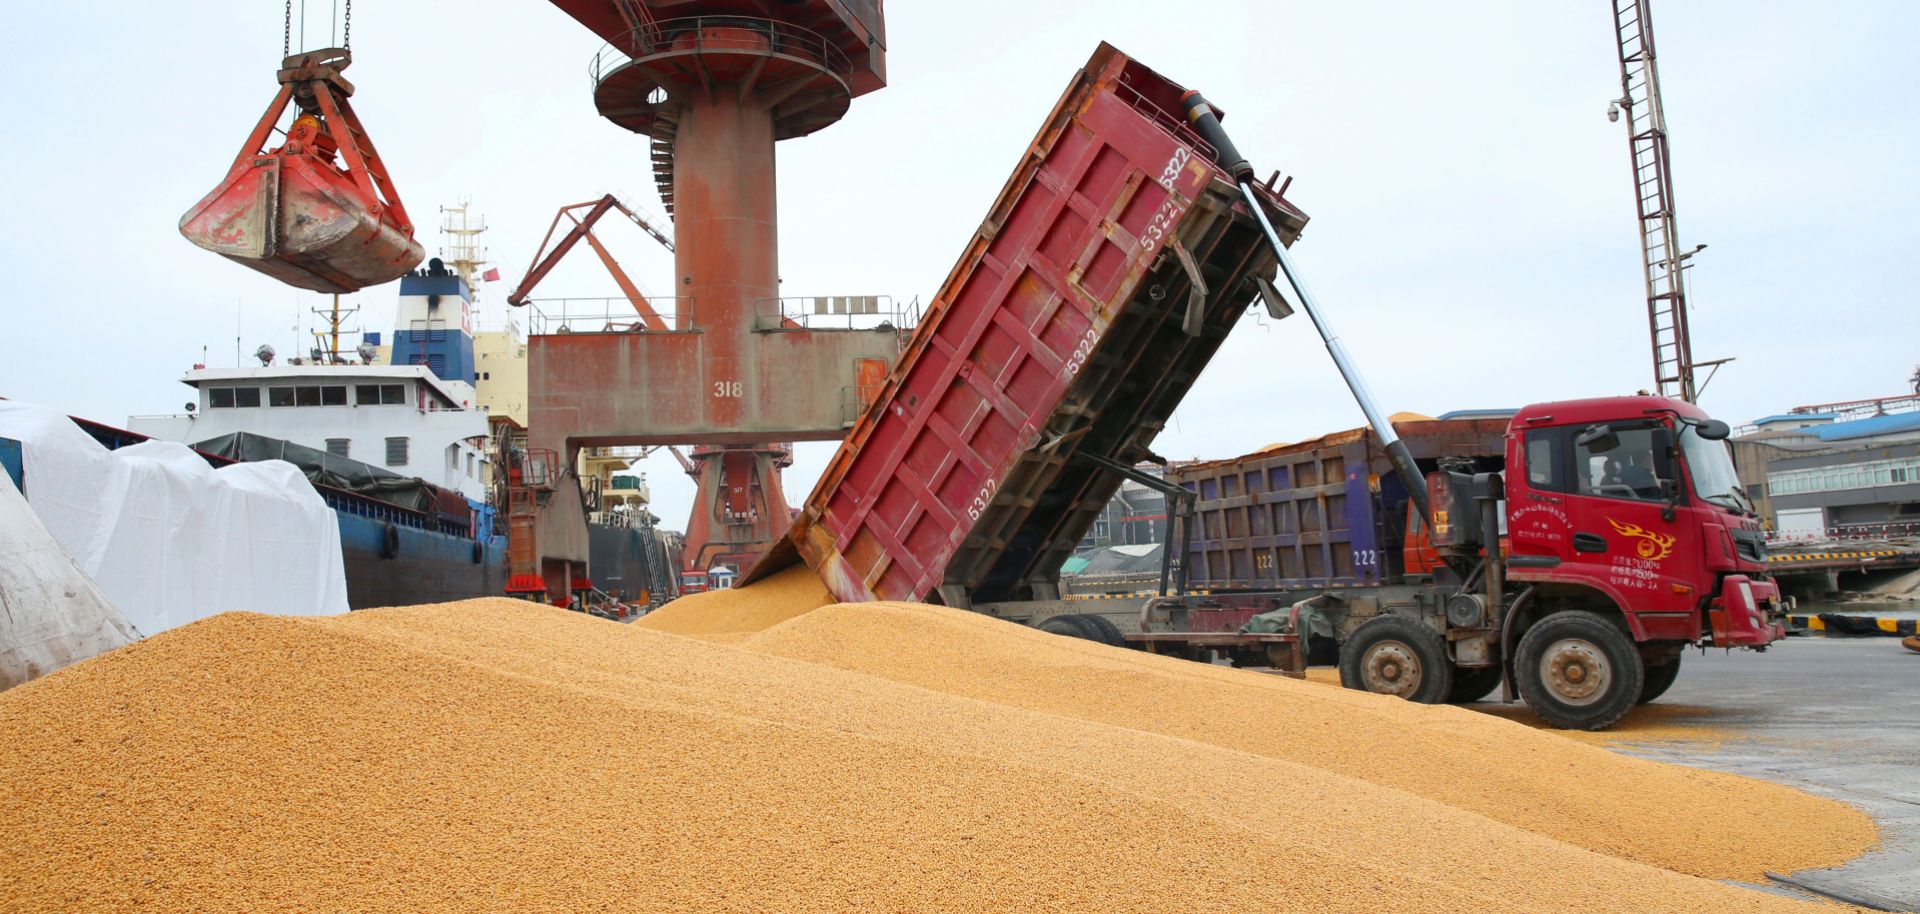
[1338,616,1452,704]
[1514,611,1645,730]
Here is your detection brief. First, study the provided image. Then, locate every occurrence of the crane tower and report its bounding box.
[523,1,896,597]
[1609,0,1702,402]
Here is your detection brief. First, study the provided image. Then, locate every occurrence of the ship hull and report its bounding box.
[338,511,507,609]
[587,522,675,606]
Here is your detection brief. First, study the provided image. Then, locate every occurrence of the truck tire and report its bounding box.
[1075,613,1128,648]
[1337,615,1453,704]
[1514,611,1645,730]
[1036,613,1127,648]
[1446,664,1504,704]
[1638,654,1683,704]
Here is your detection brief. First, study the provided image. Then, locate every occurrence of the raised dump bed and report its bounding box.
[746,43,1306,606]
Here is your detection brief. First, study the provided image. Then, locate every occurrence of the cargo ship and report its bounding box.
[123,256,507,608]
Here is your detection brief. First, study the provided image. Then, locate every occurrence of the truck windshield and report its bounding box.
[1679,424,1749,514]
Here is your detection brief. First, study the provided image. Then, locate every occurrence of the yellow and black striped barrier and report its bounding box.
[1063,592,1154,601]
[1767,549,1904,564]
[1788,614,1919,637]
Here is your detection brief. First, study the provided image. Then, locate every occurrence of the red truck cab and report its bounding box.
[1504,397,1781,642]
[1492,396,1784,723]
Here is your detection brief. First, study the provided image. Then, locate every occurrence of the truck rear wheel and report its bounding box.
[1338,615,1452,704]
[1514,611,1645,730]
[1638,654,1683,704]
[1035,613,1127,648]
[1446,664,1504,704]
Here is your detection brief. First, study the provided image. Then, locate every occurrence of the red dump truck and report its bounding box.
[1143,400,1784,729]
[745,43,1784,729]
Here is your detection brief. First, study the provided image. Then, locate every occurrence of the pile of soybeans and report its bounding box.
[1,566,1877,912]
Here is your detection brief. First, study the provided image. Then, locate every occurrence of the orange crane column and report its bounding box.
[672,87,779,426]
[666,55,790,573]
[526,2,892,596]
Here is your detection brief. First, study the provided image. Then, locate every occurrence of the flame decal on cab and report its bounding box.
[1607,517,1676,561]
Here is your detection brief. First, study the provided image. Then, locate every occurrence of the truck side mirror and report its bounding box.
[1575,423,1619,453]
[1648,427,1681,520]
[1649,427,1677,481]
[1696,419,1731,440]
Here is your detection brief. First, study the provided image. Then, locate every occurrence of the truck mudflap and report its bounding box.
[1709,575,1786,647]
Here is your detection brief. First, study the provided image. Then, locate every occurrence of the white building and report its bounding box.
[128,364,491,502]
[471,324,528,425]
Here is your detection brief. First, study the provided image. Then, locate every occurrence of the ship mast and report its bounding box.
[440,200,491,314]
[309,294,362,364]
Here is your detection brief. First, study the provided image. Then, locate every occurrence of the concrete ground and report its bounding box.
[1559,637,1920,910]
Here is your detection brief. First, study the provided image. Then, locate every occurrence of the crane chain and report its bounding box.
[280,0,346,57]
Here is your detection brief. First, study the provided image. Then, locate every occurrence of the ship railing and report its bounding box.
[472,318,526,340]
[326,487,469,537]
[589,510,642,529]
[521,297,696,336]
[752,294,916,331]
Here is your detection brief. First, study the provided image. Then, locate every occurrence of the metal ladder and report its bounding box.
[1612,0,1695,402]
[611,0,680,220]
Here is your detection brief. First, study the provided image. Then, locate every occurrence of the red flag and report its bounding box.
[482,268,501,282]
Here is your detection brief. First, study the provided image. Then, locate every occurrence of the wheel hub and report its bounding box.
[1361,640,1422,698]
[1539,638,1611,706]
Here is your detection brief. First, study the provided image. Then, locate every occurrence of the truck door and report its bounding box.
[1509,421,1696,616]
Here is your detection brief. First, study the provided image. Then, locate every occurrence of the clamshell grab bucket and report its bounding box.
[180,49,422,294]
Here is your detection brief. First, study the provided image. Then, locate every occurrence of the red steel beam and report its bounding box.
[509,194,670,331]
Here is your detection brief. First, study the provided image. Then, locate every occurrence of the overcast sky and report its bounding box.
[3,1,1915,531]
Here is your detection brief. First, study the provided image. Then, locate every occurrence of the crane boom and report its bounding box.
[507,194,675,329]
[1610,0,1698,402]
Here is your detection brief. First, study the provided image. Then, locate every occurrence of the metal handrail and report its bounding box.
[472,318,525,339]
[1767,522,1920,544]
[752,294,913,331]
[1109,76,1221,168]
[590,16,853,87]
[523,297,696,336]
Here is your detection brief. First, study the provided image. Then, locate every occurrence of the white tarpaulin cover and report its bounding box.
[0,468,138,689]
[0,402,349,637]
